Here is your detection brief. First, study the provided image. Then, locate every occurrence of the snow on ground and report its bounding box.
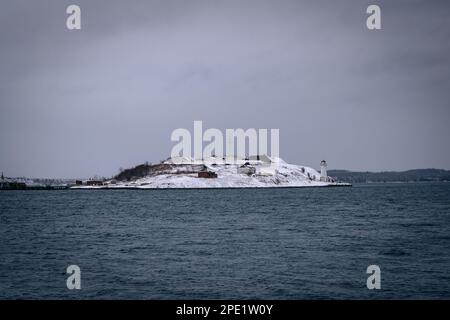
[71,157,349,189]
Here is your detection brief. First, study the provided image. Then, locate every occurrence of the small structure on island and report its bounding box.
[86,180,104,186]
[320,160,328,182]
[237,164,256,176]
[257,166,277,176]
[198,171,218,179]
[249,154,272,163]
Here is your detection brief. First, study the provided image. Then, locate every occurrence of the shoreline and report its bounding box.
[70,183,352,190]
[0,184,352,191]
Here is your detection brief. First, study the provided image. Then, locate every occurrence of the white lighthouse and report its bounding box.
[320,160,327,182]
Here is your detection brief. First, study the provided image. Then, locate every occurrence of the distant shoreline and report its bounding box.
[3,181,450,191]
[0,184,353,191]
[328,168,450,184]
[2,168,450,190]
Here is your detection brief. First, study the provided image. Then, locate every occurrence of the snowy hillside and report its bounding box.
[71,156,350,189]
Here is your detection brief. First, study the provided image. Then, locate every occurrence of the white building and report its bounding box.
[320,160,328,182]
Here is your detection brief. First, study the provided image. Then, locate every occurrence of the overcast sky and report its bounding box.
[1,0,449,178]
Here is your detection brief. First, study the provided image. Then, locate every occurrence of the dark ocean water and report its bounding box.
[0,182,449,299]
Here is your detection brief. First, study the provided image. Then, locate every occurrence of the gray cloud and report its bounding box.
[1,0,450,178]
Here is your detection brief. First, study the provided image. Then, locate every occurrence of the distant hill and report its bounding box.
[328,169,450,183]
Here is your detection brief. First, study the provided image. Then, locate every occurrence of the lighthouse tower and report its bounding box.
[320,160,327,182]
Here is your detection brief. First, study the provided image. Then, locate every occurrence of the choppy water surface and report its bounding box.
[0,183,449,299]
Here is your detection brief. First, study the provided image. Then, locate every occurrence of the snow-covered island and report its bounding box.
[71,156,351,189]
